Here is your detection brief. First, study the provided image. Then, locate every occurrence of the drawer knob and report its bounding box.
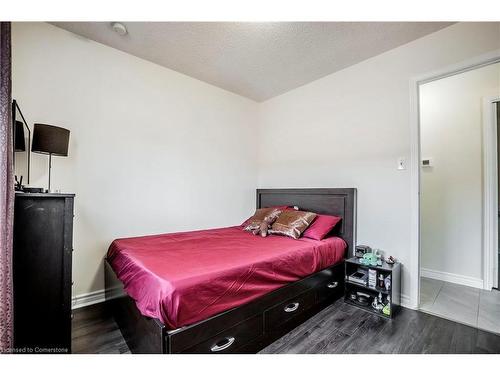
[284,302,300,313]
[327,281,339,289]
[210,336,235,352]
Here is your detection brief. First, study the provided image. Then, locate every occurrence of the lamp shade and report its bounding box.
[32,123,70,156]
[15,121,26,152]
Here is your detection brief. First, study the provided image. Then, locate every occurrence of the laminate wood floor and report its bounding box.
[72,299,500,354]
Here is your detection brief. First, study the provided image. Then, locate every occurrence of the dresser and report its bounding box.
[13,193,74,353]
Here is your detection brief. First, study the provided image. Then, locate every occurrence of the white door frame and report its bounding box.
[483,96,500,290]
[409,49,500,309]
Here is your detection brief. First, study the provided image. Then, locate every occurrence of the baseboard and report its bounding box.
[400,294,414,309]
[72,289,106,310]
[73,288,415,315]
[421,268,484,289]
[71,289,416,310]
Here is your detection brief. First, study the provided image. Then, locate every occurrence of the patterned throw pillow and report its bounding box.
[269,210,317,239]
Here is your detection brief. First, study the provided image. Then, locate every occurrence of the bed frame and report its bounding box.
[104,188,357,353]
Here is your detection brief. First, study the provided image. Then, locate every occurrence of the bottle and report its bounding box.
[382,296,391,316]
[384,275,391,291]
[378,274,385,289]
[374,292,383,311]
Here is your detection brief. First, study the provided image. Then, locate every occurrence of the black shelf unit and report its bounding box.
[344,257,401,319]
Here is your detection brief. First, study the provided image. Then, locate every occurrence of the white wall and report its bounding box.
[12,22,259,297]
[257,22,500,305]
[11,22,500,307]
[420,63,500,285]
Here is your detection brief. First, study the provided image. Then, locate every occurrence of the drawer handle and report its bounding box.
[210,337,235,352]
[284,302,300,313]
[327,281,339,289]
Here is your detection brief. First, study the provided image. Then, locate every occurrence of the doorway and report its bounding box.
[498,101,500,290]
[418,62,500,333]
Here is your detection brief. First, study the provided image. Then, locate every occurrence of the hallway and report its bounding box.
[420,277,500,334]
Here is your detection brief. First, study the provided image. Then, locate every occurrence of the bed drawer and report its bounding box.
[264,289,315,333]
[178,314,263,354]
[315,266,344,303]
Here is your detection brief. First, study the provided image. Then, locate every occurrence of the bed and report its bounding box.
[104,188,356,353]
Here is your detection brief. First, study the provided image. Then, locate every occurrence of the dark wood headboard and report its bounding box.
[256,188,357,255]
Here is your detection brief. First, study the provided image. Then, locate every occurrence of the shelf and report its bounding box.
[344,298,392,319]
[344,256,400,320]
[345,257,399,272]
[345,280,390,294]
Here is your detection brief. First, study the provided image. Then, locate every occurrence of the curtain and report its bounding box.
[0,21,14,353]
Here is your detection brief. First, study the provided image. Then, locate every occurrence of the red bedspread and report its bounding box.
[107,226,346,329]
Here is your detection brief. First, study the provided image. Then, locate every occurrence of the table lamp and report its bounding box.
[31,123,70,193]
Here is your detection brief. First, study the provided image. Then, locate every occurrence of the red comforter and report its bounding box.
[107,226,346,329]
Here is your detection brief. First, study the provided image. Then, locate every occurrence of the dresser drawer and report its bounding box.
[264,289,315,333]
[179,314,263,354]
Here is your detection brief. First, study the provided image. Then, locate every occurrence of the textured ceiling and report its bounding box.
[51,22,453,101]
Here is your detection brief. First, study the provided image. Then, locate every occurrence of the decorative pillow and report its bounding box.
[269,210,317,239]
[302,214,342,241]
[243,207,283,232]
[241,205,288,227]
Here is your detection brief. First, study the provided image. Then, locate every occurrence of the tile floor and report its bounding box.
[420,277,500,334]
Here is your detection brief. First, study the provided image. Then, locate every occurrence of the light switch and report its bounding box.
[397,157,406,170]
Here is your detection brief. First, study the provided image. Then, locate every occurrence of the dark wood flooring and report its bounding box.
[72,299,500,354]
